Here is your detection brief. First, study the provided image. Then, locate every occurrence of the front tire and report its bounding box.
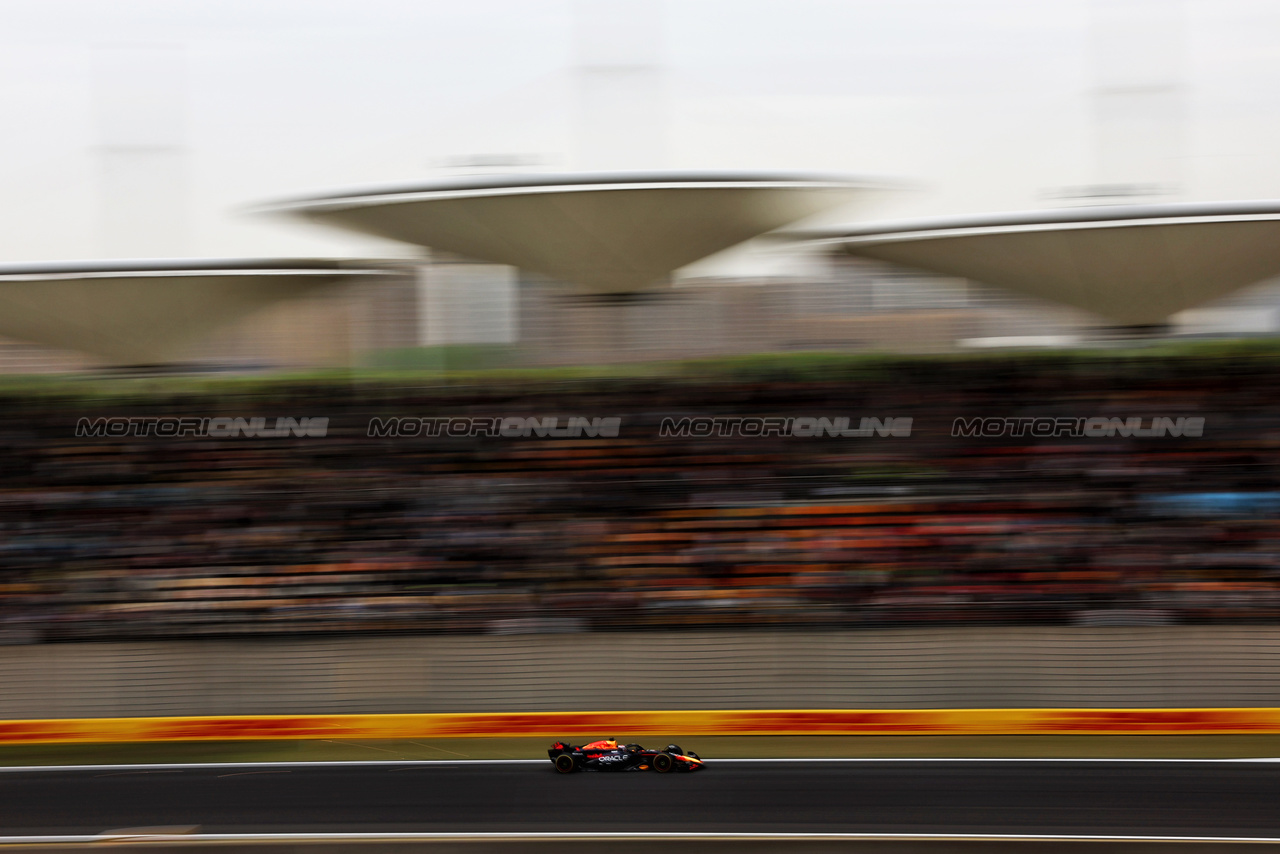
[652,752,674,773]
[554,753,577,774]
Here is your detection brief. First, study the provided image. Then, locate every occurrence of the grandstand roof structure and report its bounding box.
[793,201,1280,324]
[267,172,873,293]
[0,259,389,364]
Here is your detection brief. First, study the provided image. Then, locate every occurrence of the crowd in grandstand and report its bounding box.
[1,350,1279,642]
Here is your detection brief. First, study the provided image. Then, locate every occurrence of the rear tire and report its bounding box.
[652,752,674,773]
[554,753,577,774]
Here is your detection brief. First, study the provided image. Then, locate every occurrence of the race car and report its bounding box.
[548,738,704,773]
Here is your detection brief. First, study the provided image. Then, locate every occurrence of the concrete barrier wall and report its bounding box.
[4,627,1280,719]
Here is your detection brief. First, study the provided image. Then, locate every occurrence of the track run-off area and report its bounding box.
[0,759,1279,838]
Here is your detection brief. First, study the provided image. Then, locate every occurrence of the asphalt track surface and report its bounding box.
[0,760,1278,837]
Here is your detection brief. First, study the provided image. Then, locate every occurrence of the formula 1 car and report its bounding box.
[548,738,705,773]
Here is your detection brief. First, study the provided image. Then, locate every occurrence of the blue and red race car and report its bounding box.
[549,738,705,773]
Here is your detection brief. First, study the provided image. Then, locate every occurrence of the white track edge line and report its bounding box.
[2,757,1280,773]
[3,833,1280,844]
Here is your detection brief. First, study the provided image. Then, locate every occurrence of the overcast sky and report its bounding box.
[1,0,1279,264]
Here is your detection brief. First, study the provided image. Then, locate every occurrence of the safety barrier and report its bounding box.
[8,629,1280,720]
[4,708,1280,744]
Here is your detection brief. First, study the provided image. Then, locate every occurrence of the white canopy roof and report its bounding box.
[795,201,1280,324]
[0,259,387,363]
[268,172,873,293]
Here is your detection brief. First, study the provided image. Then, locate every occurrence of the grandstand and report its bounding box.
[5,345,1280,644]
